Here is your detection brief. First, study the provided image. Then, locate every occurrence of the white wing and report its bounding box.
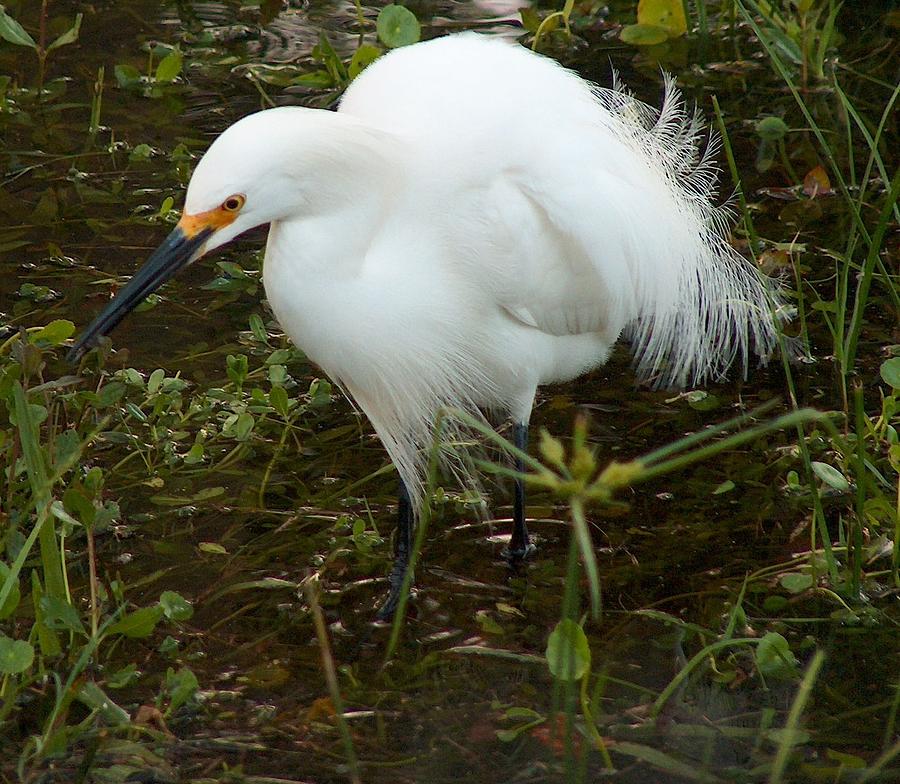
[342,33,784,389]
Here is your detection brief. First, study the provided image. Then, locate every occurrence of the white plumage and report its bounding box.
[74,33,783,513]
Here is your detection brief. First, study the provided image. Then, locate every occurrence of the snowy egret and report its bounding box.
[70,33,783,618]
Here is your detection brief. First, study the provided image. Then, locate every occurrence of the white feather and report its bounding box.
[181,33,785,506]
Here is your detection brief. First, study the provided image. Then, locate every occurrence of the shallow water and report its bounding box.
[1,1,898,782]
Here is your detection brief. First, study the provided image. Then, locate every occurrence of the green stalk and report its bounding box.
[711,95,759,249]
[305,580,361,784]
[769,651,825,784]
[842,166,900,376]
[12,383,65,601]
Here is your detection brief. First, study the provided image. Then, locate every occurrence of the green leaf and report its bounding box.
[107,605,164,639]
[0,9,36,48]
[755,631,799,679]
[504,707,543,721]
[619,23,669,46]
[77,681,130,725]
[147,368,166,395]
[106,663,140,688]
[545,619,591,681]
[756,116,790,141]
[810,461,849,491]
[349,44,381,80]
[475,610,504,635]
[46,13,82,52]
[95,381,126,408]
[226,354,248,387]
[114,63,142,88]
[165,666,199,715]
[269,385,290,417]
[712,479,735,495]
[780,572,814,594]
[377,5,421,48]
[825,749,866,768]
[880,357,900,389]
[0,635,34,674]
[52,430,82,473]
[234,412,254,441]
[40,595,86,634]
[155,49,183,83]
[249,313,268,343]
[495,728,525,742]
[636,0,687,37]
[31,319,75,346]
[685,390,720,411]
[159,591,193,621]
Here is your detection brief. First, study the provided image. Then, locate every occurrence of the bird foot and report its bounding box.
[502,541,537,563]
[375,561,412,621]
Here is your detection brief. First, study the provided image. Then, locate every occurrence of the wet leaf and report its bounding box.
[147,368,165,395]
[155,49,182,83]
[234,412,254,441]
[545,619,590,681]
[802,165,831,198]
[107,605,165,639]
[475,610,504,635]
[756,116,789,141]
[620,23,669,45]
[685,390,720,411]
[377,5,421,48]
[107,663,140,688]
[811,461,849,491]
[40,596,86,634]
[780,572,813,594]
[755,631,799,679]
[114,63,142,88]
[825,749,866,768]
[349,44,381,80]
[46,13,82,52]
[520,7,541,33]
[0,636,34,674]
[0,9,36,48]
[159,591,193,621]
[31,320,75,347]
[164,667,199,715]
[77,681,130,726]
[880,357,900,389]
[269,385,290,416]
[637,0,687,37]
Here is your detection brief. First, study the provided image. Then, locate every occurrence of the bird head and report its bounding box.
[67,107,338,362]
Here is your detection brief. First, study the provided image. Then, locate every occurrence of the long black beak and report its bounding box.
[67,224,213,362]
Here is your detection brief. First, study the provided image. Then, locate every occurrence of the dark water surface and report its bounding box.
[1,1,898,782]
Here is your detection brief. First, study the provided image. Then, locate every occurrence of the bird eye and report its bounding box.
[222,194,245,212]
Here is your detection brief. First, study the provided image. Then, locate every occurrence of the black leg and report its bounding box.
[375,479,413,621]
[507,421,535,560]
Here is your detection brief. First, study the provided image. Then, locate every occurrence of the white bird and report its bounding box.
[70,33,783,617]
